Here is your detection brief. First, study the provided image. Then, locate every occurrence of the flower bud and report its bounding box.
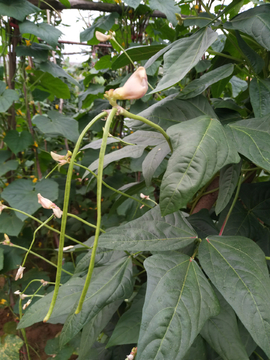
[95,31,112,42]
[37,194,63,218]
[51,151,71,166]
[112,67,148,100]
[0,204,7,214]
[15,265,26,281]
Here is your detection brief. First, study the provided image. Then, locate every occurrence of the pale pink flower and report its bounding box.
[23,299,32,310]
[0,204,7,214]
[140,193,150,200]
[51,151,71,167]
[112,67,148,100]
[95,31,114,42]
[15,265,26,281]
[37,194,63,218]
[3,234,11,245]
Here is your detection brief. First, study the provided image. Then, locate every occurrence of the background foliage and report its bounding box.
[1,0,270,359]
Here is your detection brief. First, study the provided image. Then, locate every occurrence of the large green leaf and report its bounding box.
[1,179,59,221]
[0,0,39,21]
[60,255,133,346]
[235,32,264,74]
[216,161,242,215]
[80,13,119,42]
[33,110,79,143]
[0,160,18,177]
[249,78,270,118]
[78,301,122,359]
[0,81,19,113]
[127,94,217,131]
[98,205,197,251]
[239,182,270,227]
[160,116,240,216]
[178,64,234,100]
[142,141,170,186]
[38,61,80,88]
[0,213,23,237]
[112,45,166,70]
[88,145,145,172]
[199,236,270,357]
[16,43,51,62]
[200,287,249,360]
[4,130,33,154]
[19,20,62,48]
[182,335,207,360]
[30,70,70,99]
[107,284,146,347]
[149,0,177,25]
[0,334,23,360]
[18,277,85,328]
[150,27,218,93]
[224,4,270,51]
[136,253,220,359]
[124,0,141,8]
[226,115,270,171]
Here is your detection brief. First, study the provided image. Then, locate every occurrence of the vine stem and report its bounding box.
[219,173,243,236]
[2,243,73,275]
[22,214,54,267]
[120,108,173,153]
[67,213,106,233]
[75,107,118,314]
[5,207,91,249]
[74,162,152,209]
[43,111,107,322]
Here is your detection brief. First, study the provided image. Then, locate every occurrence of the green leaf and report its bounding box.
[0,334,23,360]
[0,248,4,271]
[107,284,146,347]
[160,116,240,215]
[182,335,207,360]
[16,43,51,62]
[38,61,80,87]
[59,0,70,7]
[33,110,79,143]
[19,20,62,48]
[150,27,218,93]
[127,94,217,131]
[79,301,122,358]
[200,287,249,360]
[136,253,220,360]
[249,78,270,118]
[184,12,214,27]
[235,32,264,74]
[0,81,19,113]
[98,205,197,251]
[31,70,70,99]
[95,55,112,70]
[1,179,59,221]
[239,182,270,227]
[226,115,270,171]
[188,209,219,240]
[88,145,146,172]
[229,76,248,98]
[199,236,270,357]
[4,130,33,154]
[149,0,177,25]
[224,4,270,51]
[17,277,85,328]
[79,84,105,108]
[111,45,166,70]
[178,64,234,100]
[0,160,18,177]
[80,13,119,42]
[124,0,141,8]
[60,256,133,346]
[216,161,242,215]
[0,0,39,21]
[142,141,170,186]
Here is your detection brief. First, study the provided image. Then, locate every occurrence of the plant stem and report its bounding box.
[43,111,107,322]
[6,243,73,276]
[67,213,106,233]
[75,107,117,314]
[120,109,173,153]
[19,299,31,360]
[219,174,243,235]
[22,215,54,267]
[5,207,91,249]
[74,162,152,209]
